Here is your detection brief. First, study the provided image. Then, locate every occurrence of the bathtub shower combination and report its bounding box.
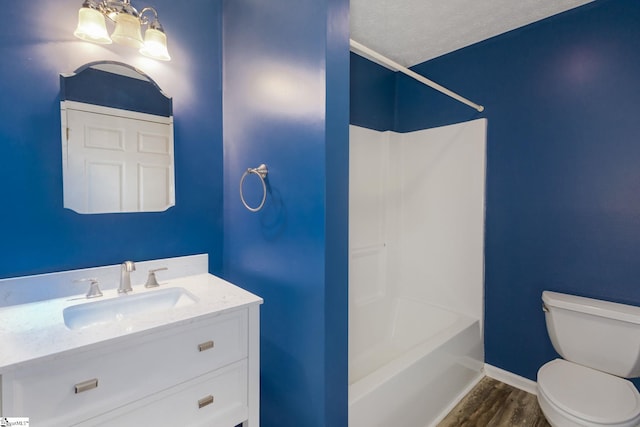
[349,120,487,427]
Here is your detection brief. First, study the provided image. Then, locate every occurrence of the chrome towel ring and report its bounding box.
[240,164,269,212]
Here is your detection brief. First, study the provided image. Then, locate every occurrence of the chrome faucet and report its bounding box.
[118,260,136,294]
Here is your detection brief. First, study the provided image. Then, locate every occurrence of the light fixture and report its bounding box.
[138,9,171,61]
[74,2,112,44]
[74,0,171,61]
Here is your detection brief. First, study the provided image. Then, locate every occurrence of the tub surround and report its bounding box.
[349,120,487,426]
[0,254,262,426]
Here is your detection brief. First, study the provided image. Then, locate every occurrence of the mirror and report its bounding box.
[60,61,174,214]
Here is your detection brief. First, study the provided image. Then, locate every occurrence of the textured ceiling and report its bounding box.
[351,0,595,67]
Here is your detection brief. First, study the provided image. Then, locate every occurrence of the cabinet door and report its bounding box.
[74,360,248,427]
[1,310,247,426]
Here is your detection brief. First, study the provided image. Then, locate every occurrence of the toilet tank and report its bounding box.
[542,291,640,378]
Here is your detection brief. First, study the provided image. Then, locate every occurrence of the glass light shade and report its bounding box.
[110,13,144,48]
[74,7,112,44]
[139,28,171,61]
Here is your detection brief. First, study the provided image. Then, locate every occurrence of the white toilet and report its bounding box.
[538,291,640,427]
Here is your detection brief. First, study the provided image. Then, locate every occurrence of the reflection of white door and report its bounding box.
[62,101,174,214]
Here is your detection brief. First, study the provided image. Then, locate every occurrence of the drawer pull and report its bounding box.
[198,340,214,352]
[198,395,214,409]
[74,378,98,394]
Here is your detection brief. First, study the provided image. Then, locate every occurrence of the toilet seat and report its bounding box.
[537,359,640,426]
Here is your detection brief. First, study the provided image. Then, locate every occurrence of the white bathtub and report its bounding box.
[349,122,486,426]
[349,298,484,427]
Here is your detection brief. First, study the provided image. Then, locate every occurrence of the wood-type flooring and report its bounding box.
[438,377,551,427]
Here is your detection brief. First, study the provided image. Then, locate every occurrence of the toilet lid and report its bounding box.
[538,359,640,424]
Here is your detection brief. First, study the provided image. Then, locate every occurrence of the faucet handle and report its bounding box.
[145,268,168,288]
[74,278,103,299]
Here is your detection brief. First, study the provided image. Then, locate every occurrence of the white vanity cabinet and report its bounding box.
[1,305,260,426]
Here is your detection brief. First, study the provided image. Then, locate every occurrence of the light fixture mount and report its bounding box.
[74,0,171,61]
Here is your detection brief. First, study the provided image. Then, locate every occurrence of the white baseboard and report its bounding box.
[484,363,538,395]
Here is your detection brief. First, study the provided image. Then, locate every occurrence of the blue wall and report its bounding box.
[1,1,350,425]
[222,0,349,425]
[350,52,395,131]
[353,0,640,384]
[0,1,224,278]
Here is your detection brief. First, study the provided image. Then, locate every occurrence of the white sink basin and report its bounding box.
[63,287,198,330]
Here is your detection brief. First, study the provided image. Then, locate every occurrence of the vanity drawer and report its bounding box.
[1,309,247,426]
[75,359,248,427]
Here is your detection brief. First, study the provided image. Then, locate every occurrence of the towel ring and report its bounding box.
[240,164,268,212]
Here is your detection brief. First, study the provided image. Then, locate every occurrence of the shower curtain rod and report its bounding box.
[349,39,485,113]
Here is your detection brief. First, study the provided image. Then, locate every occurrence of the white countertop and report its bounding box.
[0,273,262,373]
